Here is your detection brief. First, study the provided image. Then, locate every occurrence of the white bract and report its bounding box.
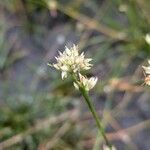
[50,44,92,79]
[73,73,98,91]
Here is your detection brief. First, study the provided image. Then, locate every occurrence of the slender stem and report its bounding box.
[79,87,112,148]
[71,73,112,149]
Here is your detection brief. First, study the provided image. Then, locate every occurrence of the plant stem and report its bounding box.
[79,87,112,149]
[71,73,112,149]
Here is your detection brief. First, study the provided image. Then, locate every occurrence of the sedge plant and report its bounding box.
[48,44,114,150]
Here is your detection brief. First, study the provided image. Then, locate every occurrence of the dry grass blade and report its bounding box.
[109,78,143,92]
[107,119,150,140]
[57,5,126,40]
[0,109,79,149]
[80,119,150,147]
[39,122,71,150]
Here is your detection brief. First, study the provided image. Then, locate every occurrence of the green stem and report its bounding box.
[71,73,112,149]
[79,87,112,148]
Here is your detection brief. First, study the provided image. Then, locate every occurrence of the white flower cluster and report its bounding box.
[52,44,92,79]
[49,44,98,91]
[142,60,150,85]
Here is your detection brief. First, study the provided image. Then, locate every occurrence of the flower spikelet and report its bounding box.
[50,44,92,79]
[142,60,150,85]
[142,60,150,75]
[74,73,98,91]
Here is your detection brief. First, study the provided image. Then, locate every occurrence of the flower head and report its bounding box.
[73,73,98,91]
[145,34,150,45]
[142,60,150,85]
[49,44,92,79]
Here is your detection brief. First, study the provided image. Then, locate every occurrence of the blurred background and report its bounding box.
[0,0,150,149]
